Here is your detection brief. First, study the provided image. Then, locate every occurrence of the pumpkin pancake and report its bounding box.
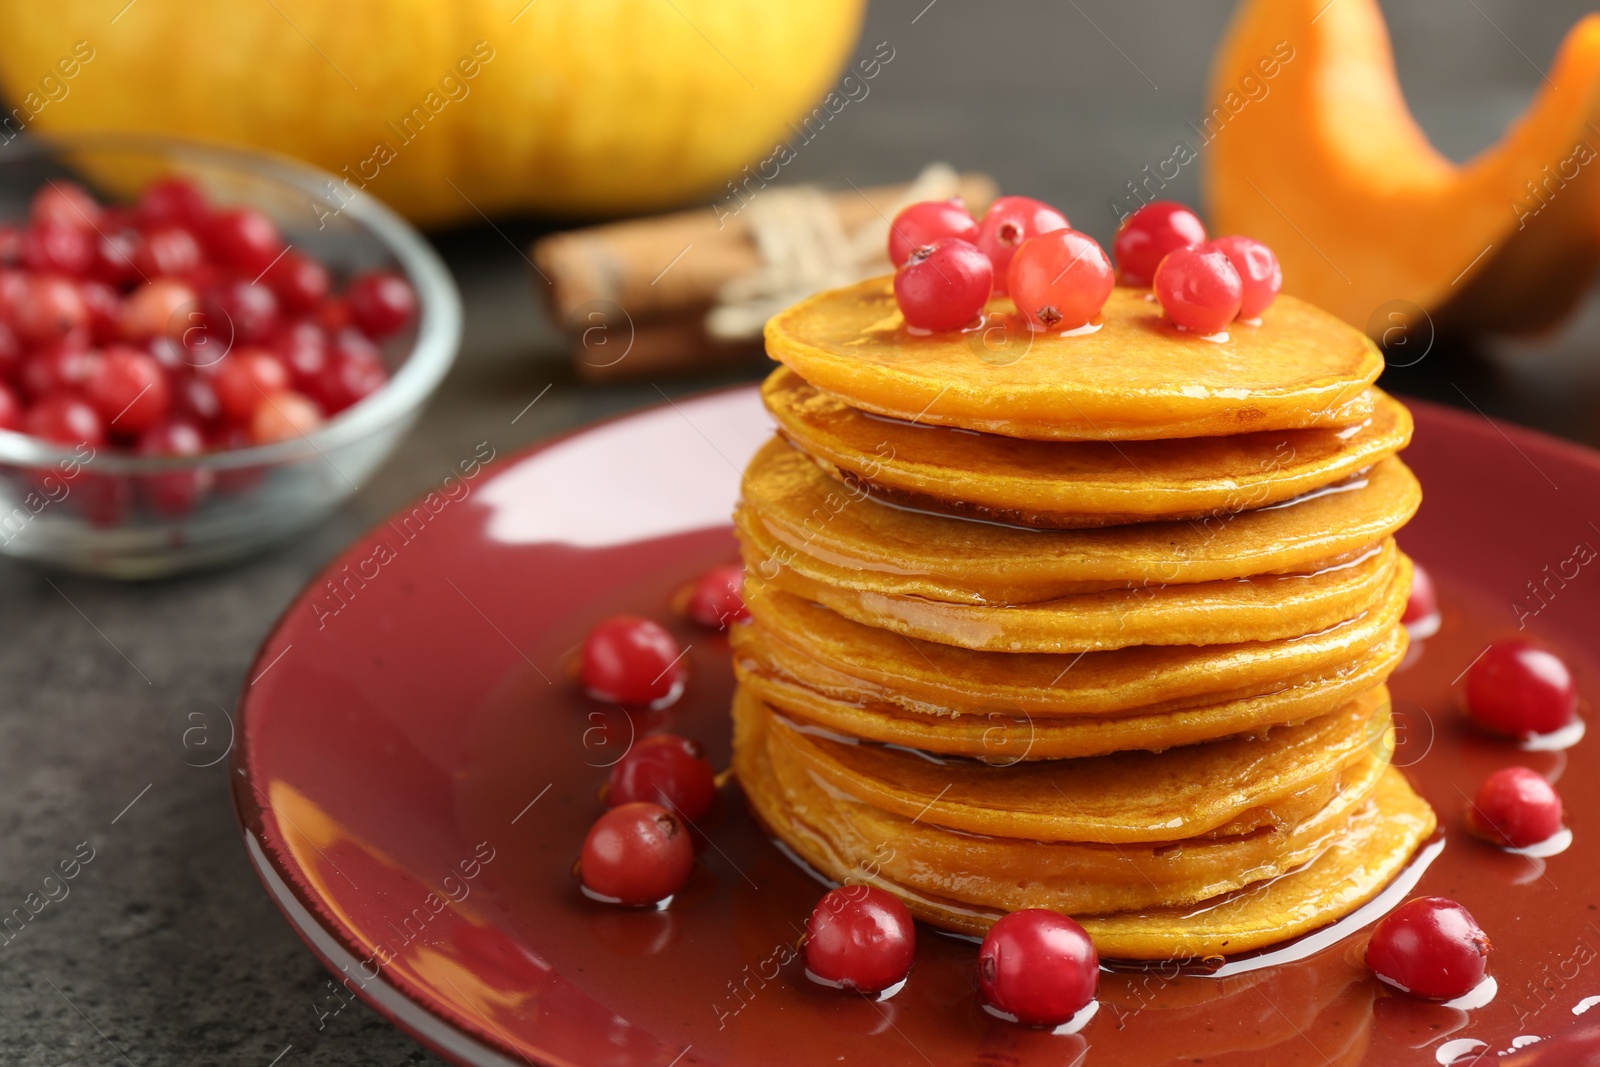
[734,688,1435,957]
[735,621,1406,758]
[761,366,1412,527]
[743,527,1400,653]
[737,435,1422,603]
[758,687,1390,844]
[735,557,1410,721]
[763,277,1383,441]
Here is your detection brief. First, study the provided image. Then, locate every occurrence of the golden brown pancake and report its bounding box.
[737,435,1422,603]
[763,277,1383,441]
[735,621,1406,758]
[733,687,1435,957]
[759,687,1390,844]
[735,558,1409,721]
[762,366,1412,527]
[743,527,1400,653]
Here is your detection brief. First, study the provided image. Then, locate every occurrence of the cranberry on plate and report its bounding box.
[977,909,1099,1026]
[1401,562,1438,626]
[685,563,748,629]
[580,615,688,707]
[607,733,717,821]
[1466,766,1564,848]
[1365,896,1490,1000]
[1464,638,1578,737]
[803,885,916,993]
[579,801,694,907]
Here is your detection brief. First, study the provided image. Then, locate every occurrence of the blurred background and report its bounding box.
[0,1,1595,1062]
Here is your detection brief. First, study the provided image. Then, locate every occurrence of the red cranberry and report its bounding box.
[133,225,204,279]
[0,381,20,431]
[1007,229,1116,331]
[1402,563,1438,626]
[579,802,694,906]
[888,199,979,267]
[30,181,102,229]
[91,229,143,287]
[977,909,1098,1026]
[893,238,993,332]
[0,269,29,320]
[1153,246,1243,334]
[120,279,198,342]
[1202,235,1281,318]
[137,419,211,515]
[272,320,330,388]
[686,563,748,629]
[204,280,280,345]
[608,734,717,821]
[0,226,19,267]
[1465,639,1578,737]
[213,349,289,423]
[1113,201,1208,286]
[263,252,330,314]
[0,321,22,380]
[249,389,322,444]
[315,296,353,333]
[21,219,95,276]
[24,394,105,447]
[19,343,98,400]
[313,334,388,414]
[346,270,418,339]
[173,374,222,425]
[206,208,283,274]
[580,615,687,706]
[975,196,1069,294]
[16,275,89,346]
[78,281,123,346]
[137,177,209,227]
[85,346,172,436]
[1365,897,1490,1000]
[1467,766,1564,848]
[804,886,916,993]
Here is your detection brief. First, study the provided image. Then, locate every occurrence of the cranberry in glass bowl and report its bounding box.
[0,134,460,577]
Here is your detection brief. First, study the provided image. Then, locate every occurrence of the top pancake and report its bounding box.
[765,277,1384,441]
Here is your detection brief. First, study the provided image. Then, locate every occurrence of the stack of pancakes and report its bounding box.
[730,279,1436,960]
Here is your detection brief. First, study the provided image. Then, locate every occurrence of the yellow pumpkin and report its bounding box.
[1204,0,1600,335]
[0,0,867,225]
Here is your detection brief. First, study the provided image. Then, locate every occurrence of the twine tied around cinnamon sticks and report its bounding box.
[531,165,998,380]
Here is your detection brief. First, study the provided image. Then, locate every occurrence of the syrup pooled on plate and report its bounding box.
[455,552,1597,1066]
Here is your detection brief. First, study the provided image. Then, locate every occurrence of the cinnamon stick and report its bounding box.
[532,173,998,329]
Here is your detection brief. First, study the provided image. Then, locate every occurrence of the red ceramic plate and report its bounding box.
[235,386,1600,1067]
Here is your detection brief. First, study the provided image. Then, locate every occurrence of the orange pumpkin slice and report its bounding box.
[764,278,1381,440]
[1205,0,1600,334]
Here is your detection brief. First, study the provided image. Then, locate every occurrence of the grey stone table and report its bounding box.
[4,2,1598,1063]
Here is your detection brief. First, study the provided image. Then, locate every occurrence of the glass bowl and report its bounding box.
[0,133,461,578]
